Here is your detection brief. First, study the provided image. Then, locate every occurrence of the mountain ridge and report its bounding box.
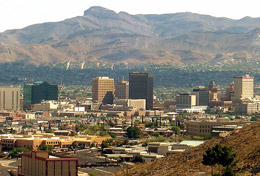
[1,6,260,65]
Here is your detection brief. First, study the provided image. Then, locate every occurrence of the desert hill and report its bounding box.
[115,122,260,176]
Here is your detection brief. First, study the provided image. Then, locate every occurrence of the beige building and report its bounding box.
[18,151,78,176]
[0,87,21,111]
[32,101,58,111]
[233,75,254,103]
[114,99,146,110]
[115,80,129,99]
[185,119,248,136]
[234,100,260,114]
[0,135,110,151]
[92,77,114,104]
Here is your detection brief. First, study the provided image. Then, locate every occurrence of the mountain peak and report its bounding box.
[83,6,118,16]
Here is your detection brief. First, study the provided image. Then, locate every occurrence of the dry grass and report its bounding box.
[114,122,260,176]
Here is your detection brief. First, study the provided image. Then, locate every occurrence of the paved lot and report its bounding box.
[68,149,124,176]
[0,159,19,176]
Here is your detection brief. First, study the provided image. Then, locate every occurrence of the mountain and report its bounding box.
[115,122,260,176]
[1,6,260,64]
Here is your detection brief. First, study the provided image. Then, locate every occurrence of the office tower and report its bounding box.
[115,79,129,99]
[225,82,234,101]
[23,81,58,106]
[176,93,196,109]
[129,73,153,110]
[92,77,114,104]
[233,74,254,102]
[208,81,221,101]
[0,87,21,111]
[192,86,209,106]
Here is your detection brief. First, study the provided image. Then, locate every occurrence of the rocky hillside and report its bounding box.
[1,6,260,64]
[115,122,260,176]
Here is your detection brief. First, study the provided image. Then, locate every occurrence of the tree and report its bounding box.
[126,127,142,139]
[39,145,53,152]
[219,146,237,176]
[9,147,29,158]
[202,146,218,175]
[72,141,78,149]
[101,139,114,149]
[171,126,180,135]
[250,116,258,121]
[202,144,237,176]
[152,133,160,137]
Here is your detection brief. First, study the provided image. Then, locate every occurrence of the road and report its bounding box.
[0,159,19,176]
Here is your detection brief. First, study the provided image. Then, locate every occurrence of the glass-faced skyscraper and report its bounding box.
[129,73,153,110]
[23,81,58,106]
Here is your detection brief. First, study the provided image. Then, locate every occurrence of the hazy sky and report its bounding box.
[0,0,260,32]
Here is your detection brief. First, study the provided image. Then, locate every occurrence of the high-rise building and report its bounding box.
[23,81,58,106]
[115,79,129,99]
[92,77,114,104]
[0,87,21,111]
[176,93,196,109]
[192,86,209,106]
[208,81,221,101]
[129,73,153,110]
[224,82,234,101]
[233,75,254,102]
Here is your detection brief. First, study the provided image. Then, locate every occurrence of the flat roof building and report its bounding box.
[233,75,254,103]
[23,81,58,108]
[92,77,114,105]
[115,80,129,99]
[129,73,153,110]
[18,151,78,176]
[0,87,21,111]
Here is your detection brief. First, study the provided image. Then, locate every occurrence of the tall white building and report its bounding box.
[233,74,254,103]
[0,87,21,111]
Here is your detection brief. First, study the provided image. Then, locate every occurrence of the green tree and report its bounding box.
[39,145,53,152]
[202,146,218,175]
[152,133,160,137]
[101,139,114,149]
[203,144,237,176]
[250,116,258,121]
[72,141,78,149]
[172,126,180,135]
[219,146,237,176]
[9,147,29,158]
[126,127,142,139]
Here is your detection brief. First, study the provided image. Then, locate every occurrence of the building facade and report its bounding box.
[129,73,153,110]
[192,87,209,106]
[18,151,78,176]
[92,77,114,104]
[115,80,129,99]
[233,75,254,103]
[23,81,58,106]
[0,87,21,111]
[176,94,196,109]
[185,119,248,136]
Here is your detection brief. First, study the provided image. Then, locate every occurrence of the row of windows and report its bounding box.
[3,140,15,143]
[46,141,59,145]
[200,129,211,132]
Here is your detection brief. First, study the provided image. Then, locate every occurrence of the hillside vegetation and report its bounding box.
[1,7,260,64]
[115,122,260,176]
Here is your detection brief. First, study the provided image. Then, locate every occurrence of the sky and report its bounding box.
[0,0,260,32]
